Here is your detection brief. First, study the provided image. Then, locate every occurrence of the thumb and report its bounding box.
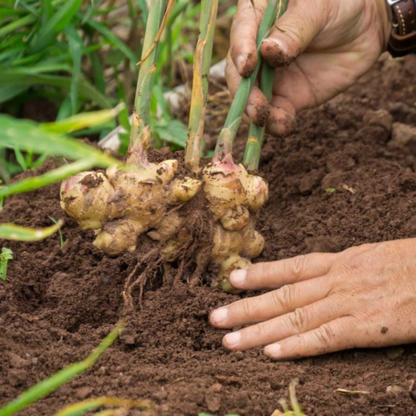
[260,1,323,67]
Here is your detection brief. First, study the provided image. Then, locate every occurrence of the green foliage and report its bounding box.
[0,247,13,281]
[0,0,137,116]
[0,322,126,416]
[0,221,63,241]
[0,108,121,196]
[48,216,66,250]
[53,397,151,416]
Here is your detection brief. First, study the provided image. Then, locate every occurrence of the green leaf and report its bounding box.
[0,159,94,197]
[82,17,138,64]
[41,104,125,134]
[40,0,54,24]
[1,248,13,261]
[0,221,63,241]
[325,188,336,193]
[136,0,148,23]
[0,322,125,416]
[65,24,83,114]
[0,247,13,281]
[89,47,106,95]
[53,397,151,416]
[30,0,83,52]
[0,70,110,108]
[154,119,188,148]
[14,147,27,171]
[0,115,118,167]
[0,14,36,38]
[0,85,28,104]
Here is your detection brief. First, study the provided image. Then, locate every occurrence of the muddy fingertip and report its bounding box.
[260,39,294,68]
[235,52,257,78]
[268,113,297,138]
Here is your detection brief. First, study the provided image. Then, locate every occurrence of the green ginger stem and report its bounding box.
[244,0,289,170]
[213,0,282,163]
[185,0,219,171]
[129,0,168,150]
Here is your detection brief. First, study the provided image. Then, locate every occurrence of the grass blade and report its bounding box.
[53,397,151,416]
[65,24,83,114]
[0,71,110,108]
[0,115,118,166]
[0,14,36,38]
[0,220,63,241]
[41,104,125,134]
[0,322,125,416]
[0,159,95,197]
[30,0,83,52]
[0,86,28,104]
[82,17,139,64]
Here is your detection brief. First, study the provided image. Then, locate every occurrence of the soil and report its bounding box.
[2,54,416,416]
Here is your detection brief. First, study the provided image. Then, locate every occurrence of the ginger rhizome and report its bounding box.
[60,0,284,296]
[61,130,202,257]
[60,138,268,289]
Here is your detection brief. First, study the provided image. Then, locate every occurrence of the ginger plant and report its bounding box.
[60,0,287,298]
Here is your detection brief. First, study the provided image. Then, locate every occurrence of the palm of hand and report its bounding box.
[274,1,389,110]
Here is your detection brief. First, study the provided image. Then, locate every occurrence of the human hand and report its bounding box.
[210,239,416,359]
[227,0,391,136]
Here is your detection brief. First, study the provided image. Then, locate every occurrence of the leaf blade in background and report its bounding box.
[0,114,118,167]
[0,71,110,108]
[0,159,94,197]
[53,397,151,416]
[41,104,124,134]
[0,220,63,241]
[30,0,83,52]
[82,17,139,64]
[154,119,188,148]
[65,24,83,115]
[0,322,125,416]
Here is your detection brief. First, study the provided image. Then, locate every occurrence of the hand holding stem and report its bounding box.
[226,0,391,137]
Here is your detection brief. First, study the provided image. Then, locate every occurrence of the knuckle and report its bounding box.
[276,284,295,310]
[288,255,306,281]
[288,307,308,334]
[314,324,334,350]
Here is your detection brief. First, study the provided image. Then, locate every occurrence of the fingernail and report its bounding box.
[236,54,246,73]
[224,331,241,348]
[230,269,247,287]
[265,343,281,357]
[211,308,228,325]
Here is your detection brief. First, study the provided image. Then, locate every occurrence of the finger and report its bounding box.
[264,316,358,360]
[222,295,344,351]
[210,274,331,329]
[260,1,324,67]
[229,252,337,291]
[266,103,297,137]
[226,54,270,126]
[225,53,241,97]
[230,0,267,77]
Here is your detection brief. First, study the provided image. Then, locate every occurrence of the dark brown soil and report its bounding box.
[2,54,416,416]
